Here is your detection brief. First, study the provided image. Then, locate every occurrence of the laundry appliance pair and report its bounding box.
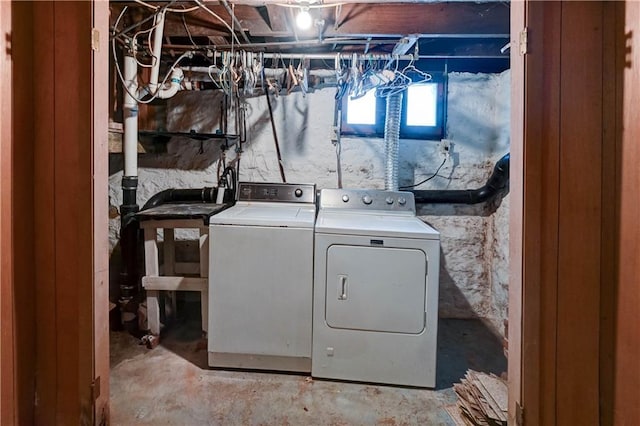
[207,182,440,387]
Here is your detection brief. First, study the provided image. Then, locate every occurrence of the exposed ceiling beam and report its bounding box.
[157,3,509,38]
[264,4,289,33]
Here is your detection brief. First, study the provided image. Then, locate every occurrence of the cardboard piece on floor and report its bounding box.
[453,369,507,426]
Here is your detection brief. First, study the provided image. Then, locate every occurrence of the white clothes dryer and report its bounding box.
[312,189,440,387]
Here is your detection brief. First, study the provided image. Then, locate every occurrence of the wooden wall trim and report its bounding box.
[612,2,640,423]
[521,2,609,423]
[0,1,17,422]
[507,2,524,423]
[521,2,562,425]
[93,0,111,423]
[33,1,97,423]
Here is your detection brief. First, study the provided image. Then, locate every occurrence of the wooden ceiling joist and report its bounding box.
[111,1,510,58]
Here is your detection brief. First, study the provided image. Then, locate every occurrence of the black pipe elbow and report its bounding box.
[410,153,510,205]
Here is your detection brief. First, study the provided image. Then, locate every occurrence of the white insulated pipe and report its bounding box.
[148,9,166,95]
[123,53,139,177]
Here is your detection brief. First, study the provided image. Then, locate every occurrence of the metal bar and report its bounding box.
[163,38,402,50]
[165,48,507,60]
[329,33,510,39]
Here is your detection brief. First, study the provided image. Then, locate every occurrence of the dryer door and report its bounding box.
[325,245,426,334]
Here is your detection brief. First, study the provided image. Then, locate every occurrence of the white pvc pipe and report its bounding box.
[123,54,138,177]
[157,68,183,99]
[148,9,166,94]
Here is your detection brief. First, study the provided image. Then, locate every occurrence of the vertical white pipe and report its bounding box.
[148,10,166,94]
[123,53,138,177]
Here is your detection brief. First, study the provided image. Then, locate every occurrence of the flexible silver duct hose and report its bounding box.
[384,93,403,191]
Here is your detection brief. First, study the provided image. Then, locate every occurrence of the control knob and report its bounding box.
[294,188,303,198]
[342,194,350,202]
[385,196,394,205]
[362,195,373,205]
[398,197,406,206]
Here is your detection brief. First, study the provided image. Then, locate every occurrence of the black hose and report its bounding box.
[410,153,510,204]
[219,166,237,200]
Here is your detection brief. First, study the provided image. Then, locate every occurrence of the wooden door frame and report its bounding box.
[507,2,524,424]
[0,1,18,422]
[1,1,109,423]
[2,1,638,424]
[607,3,640,424]
[93,1,111,423]
[512,2,639,424]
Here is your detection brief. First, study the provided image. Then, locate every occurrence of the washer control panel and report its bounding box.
[319,189,416,212]
[238,182,316,204]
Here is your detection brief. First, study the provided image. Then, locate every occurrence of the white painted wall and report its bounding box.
[109,70,510,334]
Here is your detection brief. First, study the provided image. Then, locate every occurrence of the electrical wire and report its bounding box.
[193,0,242,46]
[133,0,200,13]
[130,20,162,68]
[182,14,198,48]
[110,0,178,41]
[112,6,192,104]
[399,157,447,189]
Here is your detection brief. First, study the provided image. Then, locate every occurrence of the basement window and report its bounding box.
[346,89,377,125]
[341,77,446,140]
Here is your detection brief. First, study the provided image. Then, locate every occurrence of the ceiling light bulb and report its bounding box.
[296,7,313,30]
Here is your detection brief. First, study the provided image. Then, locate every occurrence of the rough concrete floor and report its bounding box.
[110,308,505,426]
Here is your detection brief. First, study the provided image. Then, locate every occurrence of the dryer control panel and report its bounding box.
[319,189,416,213]
[238,182,316,204]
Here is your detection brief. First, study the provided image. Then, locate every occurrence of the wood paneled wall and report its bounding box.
[518,1,640,424]
[1,1,108,423]
[0,1,19,422]
[1,2,37,423]
[33,1,108,423]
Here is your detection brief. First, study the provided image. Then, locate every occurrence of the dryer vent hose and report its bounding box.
[384,93,403,191]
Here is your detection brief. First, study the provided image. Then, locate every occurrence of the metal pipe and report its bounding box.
[160,44,508,59]
[163,49,416,61]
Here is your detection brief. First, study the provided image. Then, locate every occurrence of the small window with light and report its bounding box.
[340,75,446,140]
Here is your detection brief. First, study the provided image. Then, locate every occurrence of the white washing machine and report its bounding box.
[312,189,440,387]
[208,182,316,372]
